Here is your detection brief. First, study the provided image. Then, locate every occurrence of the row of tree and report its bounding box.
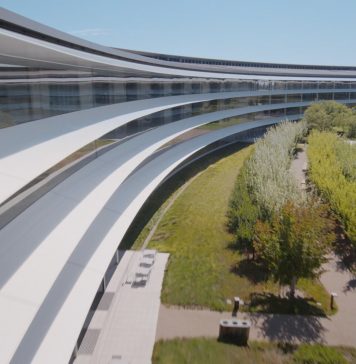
[227,121,333,297]
[308,131,356,245]
[245,121,306,216]
[304,101,356,138]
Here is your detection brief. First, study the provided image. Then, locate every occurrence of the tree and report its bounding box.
[246,121,306,216]
[254,202,334,297]
[304,104,331,131]
[304,101,356,135]
[347,120,356,138]
[227,169,259,257]
[308,131,356,244]
[227,121,307,258]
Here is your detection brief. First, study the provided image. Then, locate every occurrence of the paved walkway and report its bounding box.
[156,253,356,346]
[156,145,356,347]
[75,251,169,364]
[290,144,307,188]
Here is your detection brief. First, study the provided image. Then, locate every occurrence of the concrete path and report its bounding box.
[156,251,356,346]
[319,254,356,345]
[75,251,169,364]
[156,305,333,344]
[290,144,307,188]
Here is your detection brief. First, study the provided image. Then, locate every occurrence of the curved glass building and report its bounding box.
[0,7,355,363]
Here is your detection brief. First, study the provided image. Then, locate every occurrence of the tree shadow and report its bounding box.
[249,292,327,317]
[333,221,356,273]
[343,278,356,293]
[250,312,326,344]
[225,241,239,251]
[277,342,297,354]
[225,240,249,256]
[294,146,304,155]
[230,258,269,284]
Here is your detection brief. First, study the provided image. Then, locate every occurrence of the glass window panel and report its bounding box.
[335,82,350,90]
[286,107,301,115]
[303,93,318,102]
[287,82,302,90]
[270,108,286,117]
[257,96,270,105]
[302,82,316,90]
[272,81,286,90]
[318,93,333,100]
[271,94,285,104]
[334,92,349,100]
[209,82,221,92]
[171,82,183,95]
[318,82,333,89]
[287,94,301,103]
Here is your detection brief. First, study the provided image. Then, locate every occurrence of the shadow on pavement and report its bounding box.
[249,293,327,317]
[333,223,356,273]
[343,278,356,293]
[250,311,326,344]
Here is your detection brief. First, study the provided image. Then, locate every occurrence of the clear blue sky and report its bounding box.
[1,0,355,66]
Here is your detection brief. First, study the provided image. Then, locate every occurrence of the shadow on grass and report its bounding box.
[276,342,297,354]
[120,142,250,250]
[230,258,269,284]
[225,241,238,251]
[249,292,327,317]
[225,240,252,254]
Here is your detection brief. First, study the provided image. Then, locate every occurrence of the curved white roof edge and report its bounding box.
[0,105,301,363]
[1,88,354,205]
[1,7,356,78]
[0,90,250,203]
[0,105,304,364]
[0,7,158,65]
[0,5,355,364]
[2,27,356,81]
[11,116,300,363]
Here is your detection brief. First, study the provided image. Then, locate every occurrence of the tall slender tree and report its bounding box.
[254,202,334,297]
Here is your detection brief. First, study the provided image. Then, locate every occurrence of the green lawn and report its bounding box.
[129,144,334,314]
[148,145,259,311]
[123,143,250,251]
[152,339,356,364]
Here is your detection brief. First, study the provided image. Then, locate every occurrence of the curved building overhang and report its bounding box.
[2,7,356,79]
[2,114,298,364]
[1,89,354,205]
[1,7,356,364]
[1,8,356,80]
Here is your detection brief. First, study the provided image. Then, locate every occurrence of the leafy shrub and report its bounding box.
[246,120,307,216]
[228,120,307,252]
[227,120,312,265]
[293,344,347,364]
[304,101,356,136]
[228,121,334,294]
[334,139,356,182]
[308,132,356,245]
[254,201,333,295]
[227,165,259,253]
[347,120,356,138]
